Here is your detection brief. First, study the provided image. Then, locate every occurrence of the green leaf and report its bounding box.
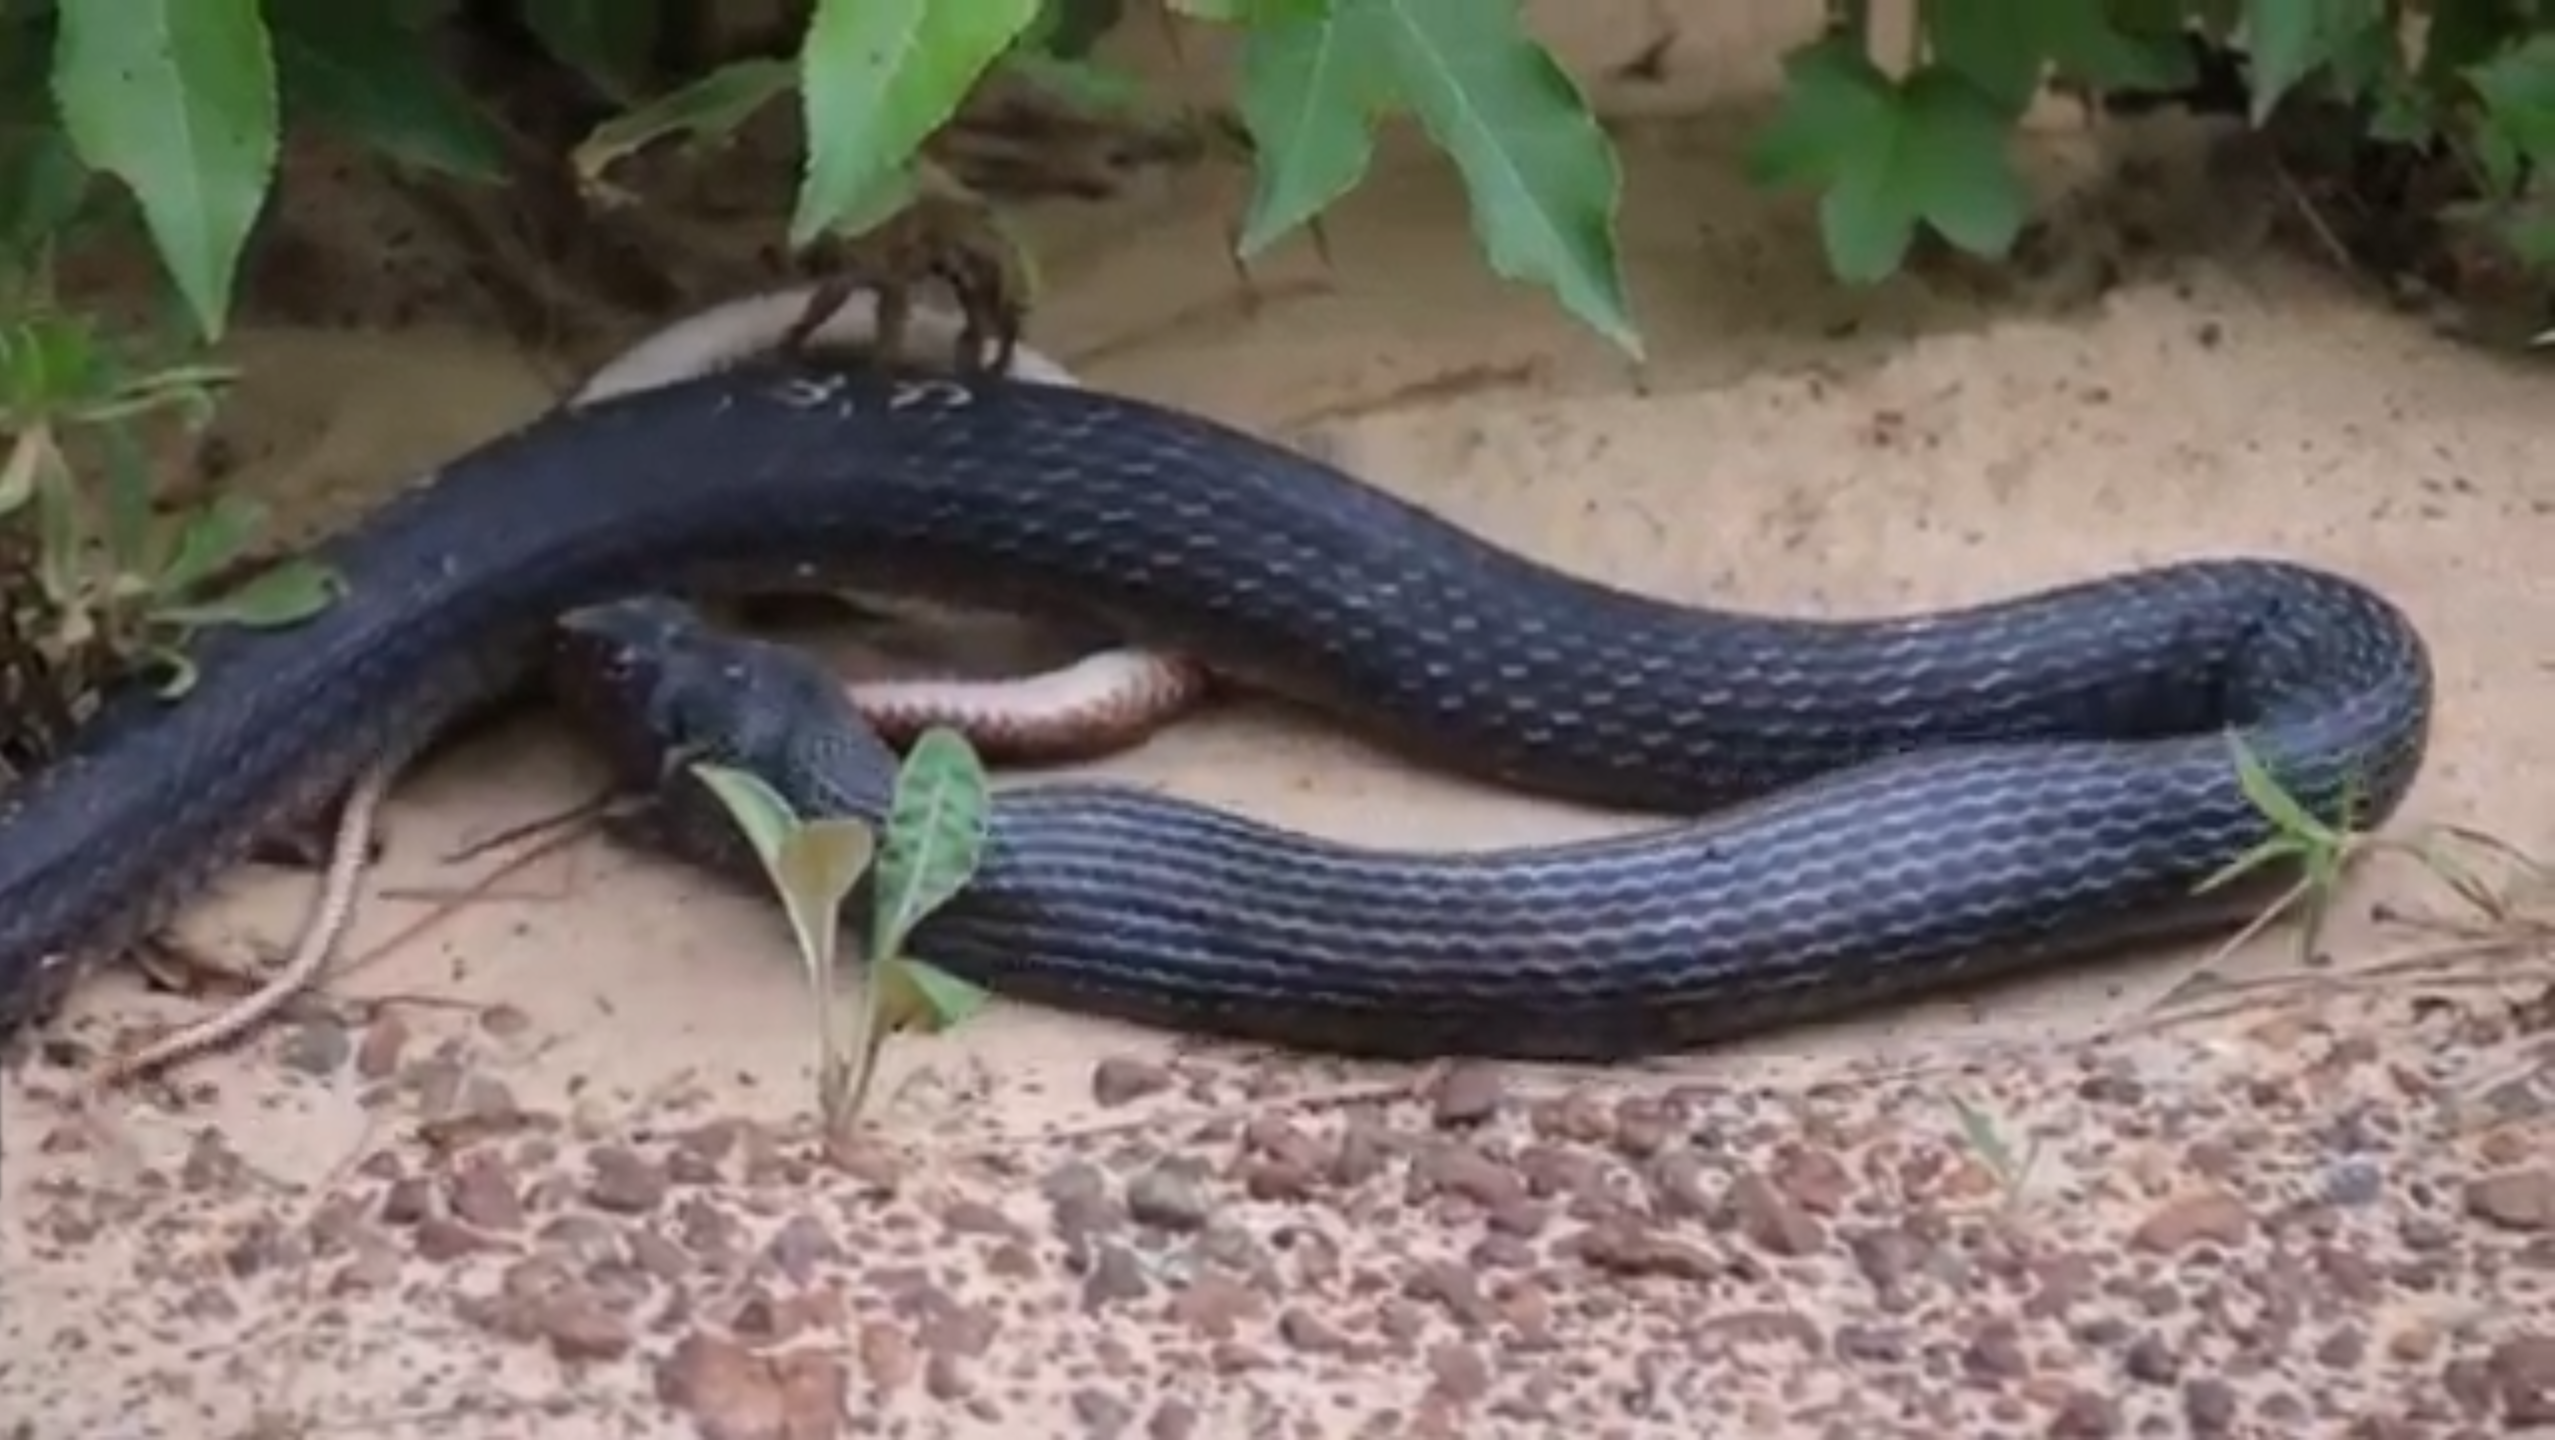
[156,556,343,629]
[871,726,992,959]
[1232,1,1393,254]
[1949,1096,2016,1174]
[689,762,801,868]
[1748,38,1896,190]
[0,126,90,259]
[0,310,111,422]
[2228,733,2335,845]
[789,0,1044,247]
[874,955,990,1034]
[1755,49,2029,283]
[1020,0,1128,61]
[518,0,662,103]
[2241,0,2385,122]
[773,818,880,977]
[2466,34,2555,174]
[1888,69,2030,258]
[50,0,281,341]
[570,58,798,190]
[2046,0,2201,92]
[1920,0,2050,112]
[266,0,507,182]
[1361,0,1642,359]
[1170,0,1330,20]
[153,492,265,594]
[2421,0,2532,92]
[0,11,94,256]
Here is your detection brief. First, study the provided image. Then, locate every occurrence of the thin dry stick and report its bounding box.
[2269,158,2363,281]
[88,763,395,1087]
[436,785,625,865]
[324,807,609,988]
[2111,934,2555,1039]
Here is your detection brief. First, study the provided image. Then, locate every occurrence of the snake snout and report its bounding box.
[548,596,726,788]
[552,596,878,788]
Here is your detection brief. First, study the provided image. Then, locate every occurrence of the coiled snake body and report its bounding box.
[0,361,2435,1059]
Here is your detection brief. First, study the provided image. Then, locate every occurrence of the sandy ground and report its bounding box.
[8,5,2555,1436]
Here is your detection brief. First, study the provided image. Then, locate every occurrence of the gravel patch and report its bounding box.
[6,982,2555,1439]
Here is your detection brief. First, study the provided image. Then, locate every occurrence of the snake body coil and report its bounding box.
[0,362,2435,1057]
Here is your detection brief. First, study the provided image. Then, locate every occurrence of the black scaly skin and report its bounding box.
[0,362,2434,1055]
[547,546,2426,1060]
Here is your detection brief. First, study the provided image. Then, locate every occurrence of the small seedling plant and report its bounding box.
[688,726,997,1137]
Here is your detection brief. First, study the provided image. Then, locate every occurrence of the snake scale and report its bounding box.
[0,358,2435,1060]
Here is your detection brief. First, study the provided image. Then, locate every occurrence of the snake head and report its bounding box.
[551,597,709,790]
[552,595,872,790]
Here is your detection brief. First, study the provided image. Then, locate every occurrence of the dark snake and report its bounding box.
[0,360,2436,1061]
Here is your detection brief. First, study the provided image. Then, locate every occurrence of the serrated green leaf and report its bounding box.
[1362,0,1641,359]
[2046,0,2199,91]
[1920,0,2049,112]
[570,58,797,189]
[1747,38,1895,190]
[1894,69,2029,257]
[1232,0,1393,254]
[872,726,991,959]
[50,0,281,341]
[1760,54,2027,283]
[790,0,1044,247]
[2466,34,2555,173]
[2242,0,2384,123]
[266,0,507,182]
[518,0,662,103]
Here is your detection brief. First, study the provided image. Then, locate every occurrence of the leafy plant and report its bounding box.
[0,287,338,729]
[690,727,996,1136]
[17,0,2555,390]
[2196,730,2546,974]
